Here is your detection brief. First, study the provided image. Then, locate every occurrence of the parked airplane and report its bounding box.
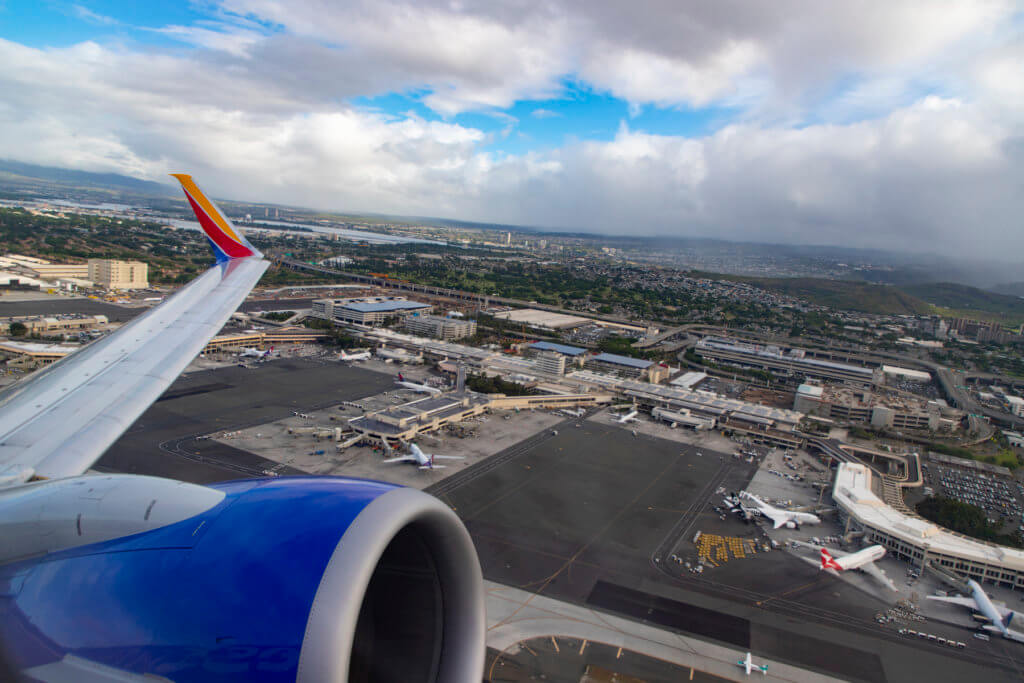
[337,349,371,362]
[616,409,639,424]
[819,545,897,591]
[383,441,465,470]
[239,345,273,360]
[928,579,1024,641]
[0,175,485,681]
[739,491,821,529]
[396,372,442,394]
[737,652,768,676]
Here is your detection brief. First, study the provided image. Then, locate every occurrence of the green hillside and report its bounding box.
[704,274,932,315]
[901,282,1024,317]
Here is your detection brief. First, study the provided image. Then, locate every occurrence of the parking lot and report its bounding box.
[921,460,1024,535]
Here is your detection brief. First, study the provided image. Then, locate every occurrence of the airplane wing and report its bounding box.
[433,455,466,460]
[0,175,267,485]
[860,560,898,591]
[927,595,978,609]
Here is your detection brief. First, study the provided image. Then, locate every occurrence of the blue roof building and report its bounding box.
[529,341,587,356]
[312,297,432,326]
[586,352,653,379]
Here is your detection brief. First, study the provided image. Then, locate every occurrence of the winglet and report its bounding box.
[170,174,262,261]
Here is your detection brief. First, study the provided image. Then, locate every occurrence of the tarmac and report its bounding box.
[95,357,394,482]
[0,297,145,322]
[430,413,1024,682]
[78,357,1024,681]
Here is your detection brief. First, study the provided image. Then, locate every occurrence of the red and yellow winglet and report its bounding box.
[170,174,261,261]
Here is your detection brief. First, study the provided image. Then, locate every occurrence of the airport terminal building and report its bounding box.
[834,463,1024,589]
[313,297,432,326]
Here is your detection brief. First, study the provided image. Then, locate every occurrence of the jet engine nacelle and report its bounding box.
[0,477,485,682]
[785,521,797,529]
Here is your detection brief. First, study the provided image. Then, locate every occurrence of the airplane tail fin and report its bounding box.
[171,174,262,261]
[821,548,842,570]
[398,373,405,382]
[1004,611,1017,630]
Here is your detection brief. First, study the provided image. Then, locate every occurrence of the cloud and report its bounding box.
[531,108,561,119]
[0,4,1020,262]
[72,5,120,26]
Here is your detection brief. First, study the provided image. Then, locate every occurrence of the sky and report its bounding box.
[0,1,1021,259]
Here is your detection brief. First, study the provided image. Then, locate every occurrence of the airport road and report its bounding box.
[432,419,1024,682]
[0,298,145,322]
[96,358,394,483]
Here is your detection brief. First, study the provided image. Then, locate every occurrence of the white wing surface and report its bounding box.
[0,175,267,484]
[860,561,898,592]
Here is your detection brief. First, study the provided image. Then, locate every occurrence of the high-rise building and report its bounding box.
[87,260,148,290]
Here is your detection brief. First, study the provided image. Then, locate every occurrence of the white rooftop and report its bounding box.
[0,341,80,355]
[834,463,1024,571]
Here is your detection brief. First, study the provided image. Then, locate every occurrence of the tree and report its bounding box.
[8,322,27,337]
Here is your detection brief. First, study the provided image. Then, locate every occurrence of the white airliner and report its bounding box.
[928,579,1024,641]
[737,652,767,676]
[337,349,371,362]
[383,442,465,470]
[819,546,897,591]
[396,373,442,394]
[739,491,821,529]
[239,345,272,360]
[616,409,639,424]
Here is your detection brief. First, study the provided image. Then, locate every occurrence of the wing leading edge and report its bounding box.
[0,176,267,484]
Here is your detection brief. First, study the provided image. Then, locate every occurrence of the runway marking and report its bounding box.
[550,636,559,653]
[580,639,588,655]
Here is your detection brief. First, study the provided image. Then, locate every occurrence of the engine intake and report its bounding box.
[298,487,484,683]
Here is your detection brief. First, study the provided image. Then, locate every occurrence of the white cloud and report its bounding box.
[0,4,1020,262]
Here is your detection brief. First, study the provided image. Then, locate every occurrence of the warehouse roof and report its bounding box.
[590,353,652,369]
[341,300,430,313]
[530,341,586,356]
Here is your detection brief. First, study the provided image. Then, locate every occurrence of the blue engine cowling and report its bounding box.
[0,476,485,682]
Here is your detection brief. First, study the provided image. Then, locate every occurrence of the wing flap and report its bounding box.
[0,257,268,481]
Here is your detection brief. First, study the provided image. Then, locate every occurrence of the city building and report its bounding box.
[313,297,432,326]
[585,352,653,379]
[202,327,327,354]
[527,342,586,374]
[794,383,959,432]
[87,259,149,289]
[493,308,592,331]
[27,263,90,280]
[0,315,108,336]
[1003,431,1024,449]
[531,350,566,375]
[669,371,708,390]
[696,336,881,385]
[403,314,477,341]
[0,340,79,368]
[834,462,1024,589]
[949,318,1006,343]
[1005,396,1024,418]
